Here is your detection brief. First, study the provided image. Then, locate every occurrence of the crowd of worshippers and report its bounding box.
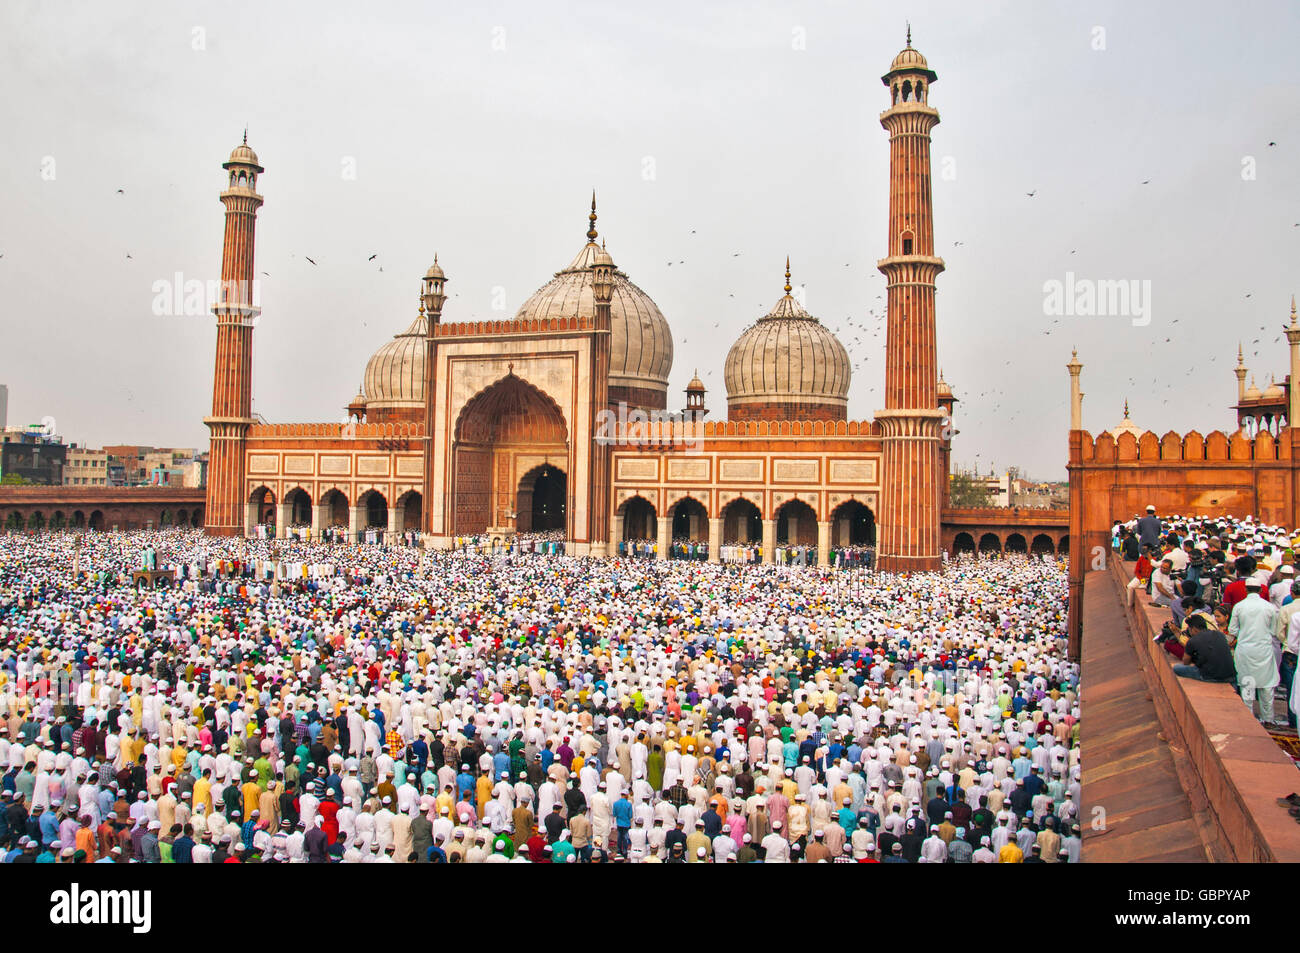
[0,528,1077,863]
[1116,507,1300,729]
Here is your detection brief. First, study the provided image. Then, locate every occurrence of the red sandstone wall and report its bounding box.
[1068,426,1300,650]
[728,401,847,422]
[609,384,666,413]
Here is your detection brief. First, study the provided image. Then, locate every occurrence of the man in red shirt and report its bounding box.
[1222,555,1255,612]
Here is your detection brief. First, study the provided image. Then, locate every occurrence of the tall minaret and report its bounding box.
[876,29,946,573]
[203,134,264,536]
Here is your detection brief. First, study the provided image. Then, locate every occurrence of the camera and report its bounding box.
[1155,621,1180,644]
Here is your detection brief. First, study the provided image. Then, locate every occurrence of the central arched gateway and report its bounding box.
[452,373,569,536]
[518,464,567,532]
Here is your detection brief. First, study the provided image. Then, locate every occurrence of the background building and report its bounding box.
[0,426,66,485]
[950,463,1068,509]
[63,445,108,486]
[101,445,201,487]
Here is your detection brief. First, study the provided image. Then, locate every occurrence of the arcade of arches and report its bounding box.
[613,492,883,565]
[951,530,1069,556]
[241,485,422,540]
[0,489,204,534]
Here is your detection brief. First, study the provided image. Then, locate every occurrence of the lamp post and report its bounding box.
[420,257,448,541]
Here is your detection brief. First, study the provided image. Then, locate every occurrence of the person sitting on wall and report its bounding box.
[1171,579,1202,628]
[1149,557,1178,611]
[1119,528,1140,563]
[1170,614,1237,685]
[1126,546,1156,608]
[1158,582,1214,659]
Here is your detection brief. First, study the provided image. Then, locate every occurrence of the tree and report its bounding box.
[0,473,33,486]
[950,472,994,508]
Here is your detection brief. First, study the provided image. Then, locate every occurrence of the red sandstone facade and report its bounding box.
[194,38,1041,569]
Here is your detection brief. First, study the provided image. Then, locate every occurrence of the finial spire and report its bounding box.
[1123,398,1130,418]
[587,191,598,242]
[1292,294,1297,325]
[243,126,248,145]
[1238,341,1244,363]
[784,256,792,295]
[906,21,912,47]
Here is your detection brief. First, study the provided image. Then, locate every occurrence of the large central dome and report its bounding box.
[724,261,851,422]
[514,200,673,411]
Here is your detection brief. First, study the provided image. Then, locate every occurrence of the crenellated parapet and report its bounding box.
[247,421,423,440]
[1074,427,1289,463]
[433,315,596,338]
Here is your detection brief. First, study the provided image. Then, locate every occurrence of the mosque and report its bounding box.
[204,36,961,572]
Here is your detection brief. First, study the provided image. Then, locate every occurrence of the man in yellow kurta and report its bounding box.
[241,773,262,819]
[193,771,214,815]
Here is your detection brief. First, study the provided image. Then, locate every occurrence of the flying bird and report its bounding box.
[305,257,316,266]
[1025,191,1037,197]
[368,254,377,261]
[116,189,124,194]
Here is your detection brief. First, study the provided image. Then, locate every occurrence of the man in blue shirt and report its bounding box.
[455,765,475,802]
[37,806,58,848]
[612,793,633,856]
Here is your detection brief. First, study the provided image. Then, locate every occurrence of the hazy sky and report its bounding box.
[3,0,1298,479]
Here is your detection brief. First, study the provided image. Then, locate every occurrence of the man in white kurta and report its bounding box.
[1229,582,1281,725]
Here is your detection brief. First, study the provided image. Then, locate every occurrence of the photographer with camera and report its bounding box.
[1149,557,1178,611]
[1168,614,1237,685]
